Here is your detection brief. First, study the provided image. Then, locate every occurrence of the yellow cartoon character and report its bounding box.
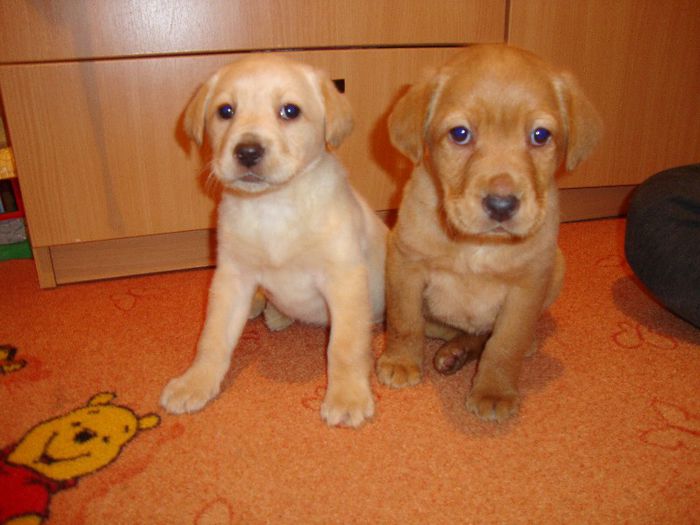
[0,393,159,525]
[0,346,25,375]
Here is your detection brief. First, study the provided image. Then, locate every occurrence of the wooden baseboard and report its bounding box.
[46,229,216,287]
[32,185,636,288]
[559,185,635,222]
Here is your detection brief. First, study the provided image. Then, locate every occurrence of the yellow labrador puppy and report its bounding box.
[376,44,601,422]
[161,55,387,427]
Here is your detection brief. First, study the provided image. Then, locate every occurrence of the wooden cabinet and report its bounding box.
[509,0,700,219]
[0,48,464,248]
[0,0,502,62]
[0,0,504,286]
[1,1,698,287]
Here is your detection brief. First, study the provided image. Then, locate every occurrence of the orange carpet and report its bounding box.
[1,218,699,524]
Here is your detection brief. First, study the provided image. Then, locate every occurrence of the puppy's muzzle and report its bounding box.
[481,173,520,223]
[482,194,520,222]
[235,142,265,168]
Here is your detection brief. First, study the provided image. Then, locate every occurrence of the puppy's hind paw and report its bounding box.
[321,387,375,428]
[434,333,487,374]
[248,289,267,319]
[434,344,469,375]
[263,303,295,332]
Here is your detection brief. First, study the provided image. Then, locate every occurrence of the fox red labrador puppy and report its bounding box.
[377,44,601,422]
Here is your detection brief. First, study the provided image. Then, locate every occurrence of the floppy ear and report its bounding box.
[387,73,439,164]
[184,72,220,146]
[318,75,354,149]
[554,72,603,171]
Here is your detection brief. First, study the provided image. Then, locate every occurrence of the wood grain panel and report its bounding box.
[0,0,504,63]
[50,229,215,285]
[509,0,700,188]
[299,48,465,211]
[0,48,463,247]
[0,57,217,246]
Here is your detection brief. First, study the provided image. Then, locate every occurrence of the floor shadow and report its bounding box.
[611,276,700,346]
[219,318,328,395]
[424,313,565,437]
[369,85,414,210]
[596,217,698,344]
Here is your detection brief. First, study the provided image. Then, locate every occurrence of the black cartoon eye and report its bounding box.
[280,104,301,120]
[449,126,472,145]
[530,127,552,146]
[217,104,235,120]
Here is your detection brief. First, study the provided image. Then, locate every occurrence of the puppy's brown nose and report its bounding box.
[483,194,520,222]
[234,142,265,168]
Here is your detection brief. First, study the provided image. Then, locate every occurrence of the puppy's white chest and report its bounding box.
[219,196,304,267]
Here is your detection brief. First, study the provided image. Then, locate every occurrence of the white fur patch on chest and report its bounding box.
[217,190,317,269]
[424,265,507,334]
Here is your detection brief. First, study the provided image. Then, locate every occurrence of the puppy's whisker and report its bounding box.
[201,164,223,195]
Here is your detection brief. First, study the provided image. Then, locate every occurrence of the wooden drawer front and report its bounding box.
[509,0,700,188]
[0,0,504,63]
[1,56,218,247]
[302,48,465,211]
[0,47,463,247]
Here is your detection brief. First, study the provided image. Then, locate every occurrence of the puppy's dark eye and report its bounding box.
[217,104,235,120]
[530,127,552,146]
[449,126,472,145]
[280,104,301,120]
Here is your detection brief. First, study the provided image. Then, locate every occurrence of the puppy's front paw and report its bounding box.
[160,366,222,414]
[376,354,422,388]
[321,385,375,428]
[466,387,519,422]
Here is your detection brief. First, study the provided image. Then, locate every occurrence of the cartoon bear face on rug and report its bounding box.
[8,392,159,481]
[1,393,159,524]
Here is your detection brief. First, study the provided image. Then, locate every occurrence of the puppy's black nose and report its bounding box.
[234,142,265,168]
[483,194,520,222]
